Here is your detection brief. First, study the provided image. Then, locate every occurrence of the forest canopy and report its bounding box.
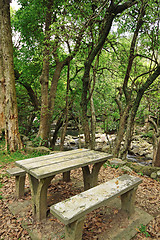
[0,0,160,163]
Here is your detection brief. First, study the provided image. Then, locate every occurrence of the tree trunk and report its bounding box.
[0,22,5,137]
[37,0,53,145]
[153,138,160,167]
[120,111,135,159]
[90,91,96,150]
[60,64,70,150]
[50,114,63,149]
[148,116,160,167]
[112,104,131,157]
[0,0,23,151]
[38,59,50,145]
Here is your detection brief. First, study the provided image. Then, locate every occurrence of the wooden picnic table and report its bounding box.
[15,148,112,220]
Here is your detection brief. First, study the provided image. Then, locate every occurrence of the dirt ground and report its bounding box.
[0,161,160,240]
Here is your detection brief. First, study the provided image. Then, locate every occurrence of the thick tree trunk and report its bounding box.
[0,24,5,136]
[0,1,23,151]
[37,0,53,145]
[38,59,50,145]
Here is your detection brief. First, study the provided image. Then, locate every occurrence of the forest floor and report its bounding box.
[0,161,160,240]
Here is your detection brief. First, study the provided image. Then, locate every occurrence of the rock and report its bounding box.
[96,126,103,133]
[78,134,84,139]
[119,166,133,173]
[145,153,153,160]
[108,158,126,166]
[21,135,29,142]
[95,133,102,138]
[157,171,160,177]
[25,141,33,146]
[132,148,140,155]
[101,145,110,152]
[25,146,51,154]
[150,172,157,179]
[139,150,145,156]
[96,138,104,143]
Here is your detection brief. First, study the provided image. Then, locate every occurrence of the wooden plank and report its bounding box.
[7,167,26,176]
[17,150,106,170]
[15,149,89,165]
[30,153,112,179]
[50,174,142,225]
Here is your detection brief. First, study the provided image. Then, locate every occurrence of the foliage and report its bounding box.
[103,163,119,169]
[142,131,154,139]
[7,0,160,151]
[138,224,150,237]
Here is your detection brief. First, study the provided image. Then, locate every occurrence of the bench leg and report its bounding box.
[121,187,137,217]
[15,175,26,198]
[82,161,106,190]
[63,171,71,182]
[29,175,54,221]
[65,217,85,240]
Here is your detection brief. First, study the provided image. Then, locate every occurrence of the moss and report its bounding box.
[125,162,160,176]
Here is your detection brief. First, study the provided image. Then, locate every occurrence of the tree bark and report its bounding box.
[0,20,5,137]
[148,116,160,167]
[112,104,131,157]
[37,0,53,145]
[154,139,160,167]
[0,0,23,151]
[60,64,70,150]
[90,93,96,150]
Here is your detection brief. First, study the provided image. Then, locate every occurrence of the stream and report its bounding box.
[53,129,152,166]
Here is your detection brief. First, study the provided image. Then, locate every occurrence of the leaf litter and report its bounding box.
[0,162,160,239]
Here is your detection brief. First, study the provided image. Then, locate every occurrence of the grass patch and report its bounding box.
[0,140,47,166]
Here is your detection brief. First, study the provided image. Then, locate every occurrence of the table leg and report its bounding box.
[63,171,71,182]
[28,175,54,221]
[82,160,106,190]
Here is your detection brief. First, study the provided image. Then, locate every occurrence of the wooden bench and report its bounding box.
[50,174,142,240]
[7,167,26,198]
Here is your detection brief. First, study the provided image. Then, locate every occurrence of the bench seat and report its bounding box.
[7,167,26,198]
[7,167,26,176]
[50,174,142,240]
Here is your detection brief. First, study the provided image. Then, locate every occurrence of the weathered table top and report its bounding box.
[15,148,112,179]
